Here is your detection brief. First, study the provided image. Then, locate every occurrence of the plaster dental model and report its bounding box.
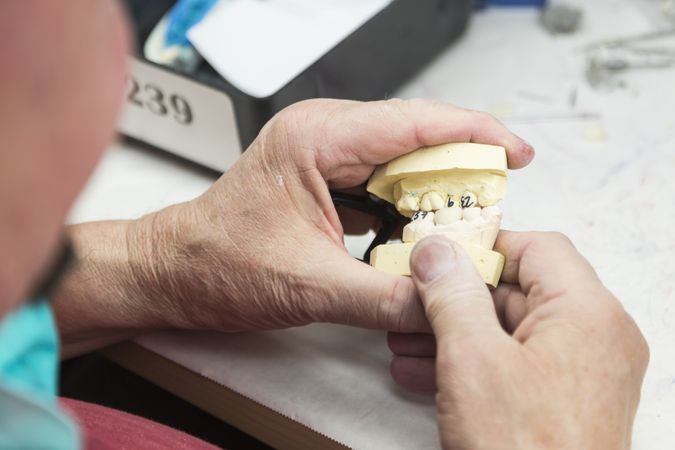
[366,143,507,287]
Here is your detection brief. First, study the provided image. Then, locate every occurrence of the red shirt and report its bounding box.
[60,398,220,450]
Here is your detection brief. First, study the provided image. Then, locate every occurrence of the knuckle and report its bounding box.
[630,324,650,372]
[425,298,457,330]
[614,304,650,365]
[424,98,448,109]
[268,99,328,134]
[258,101,328,166]
[541,231,574,247]
[377,98,412,125]
[259,109,293,142]
[595,296,650,375]
[271,102,308,131]
[637,331,650,371]
[471,110,499,127]
[384,97,446,115]
[381,97,408,111]
[379,98,419,144]
[423,282,483,321]
[526,231,577,254]
[281,98,323,116]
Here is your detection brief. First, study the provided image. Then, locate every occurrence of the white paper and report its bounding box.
[138,326,439,450]
[188,0,393,98]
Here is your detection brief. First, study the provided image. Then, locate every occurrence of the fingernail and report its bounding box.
[412,238,457,283]
[521,141,535,165]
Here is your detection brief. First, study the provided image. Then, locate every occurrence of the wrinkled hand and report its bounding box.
[128,99,533,333]
[388,232,648,449]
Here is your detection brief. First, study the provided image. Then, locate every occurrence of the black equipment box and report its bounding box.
[120,0,472,171]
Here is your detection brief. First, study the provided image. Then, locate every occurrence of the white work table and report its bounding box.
[71,1,675,448]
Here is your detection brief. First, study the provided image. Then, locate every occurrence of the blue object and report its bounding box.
[165,0,219,47]
[0,300,79,449]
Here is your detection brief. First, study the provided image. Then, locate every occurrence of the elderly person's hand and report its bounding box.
[388,232,648,449]
[128,99,533,332]
[55,99,533,354]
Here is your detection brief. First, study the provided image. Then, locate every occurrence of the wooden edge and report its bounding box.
[102,341,349,450]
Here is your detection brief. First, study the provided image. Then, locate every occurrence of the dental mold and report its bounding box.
[366,143,508,287]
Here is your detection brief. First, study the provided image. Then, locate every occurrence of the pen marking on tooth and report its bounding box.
[461,194,476,208]
[412,211,429,221]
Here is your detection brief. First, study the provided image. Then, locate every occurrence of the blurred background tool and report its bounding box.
[585,27,675,89]
[540,2,583,34]
[119,0,473,172]
[144,0,218,73]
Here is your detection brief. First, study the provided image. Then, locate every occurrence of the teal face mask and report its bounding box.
[0,300,79,449]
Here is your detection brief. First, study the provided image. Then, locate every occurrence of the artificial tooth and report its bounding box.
[396,193,420,214]
[419,196,432,212]
[403,216,435,243]
[446,220,478,232]
[481,205,502,222]
[411,210,435,223]
[434,206,462,225]
[462,207,483,223]
[460,190,478,208]
[420,191,446,211]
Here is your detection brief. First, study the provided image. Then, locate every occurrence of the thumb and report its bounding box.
[410,236,504,343]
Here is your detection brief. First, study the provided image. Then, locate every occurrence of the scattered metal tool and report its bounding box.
[584,27,675,89]
[540,3,584,34]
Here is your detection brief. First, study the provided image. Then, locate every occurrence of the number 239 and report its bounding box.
[127,77,193,125]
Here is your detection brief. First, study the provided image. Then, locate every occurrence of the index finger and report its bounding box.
[287,98,534,187]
